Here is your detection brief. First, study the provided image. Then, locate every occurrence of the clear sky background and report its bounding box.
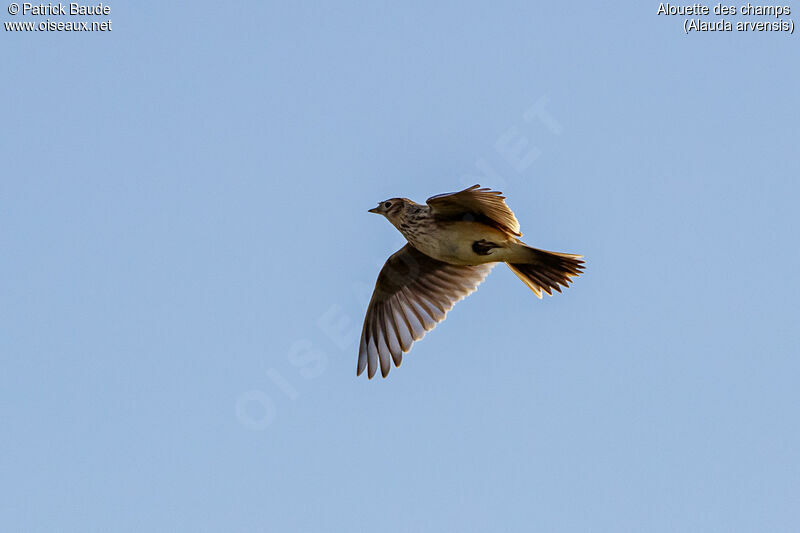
[2,2,799,532]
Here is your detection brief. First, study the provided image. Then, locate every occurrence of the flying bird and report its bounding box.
[358,184,584,378]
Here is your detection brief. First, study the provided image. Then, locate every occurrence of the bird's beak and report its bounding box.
[368,207,379,214]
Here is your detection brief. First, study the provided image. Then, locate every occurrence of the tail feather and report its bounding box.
[507,247,585,298]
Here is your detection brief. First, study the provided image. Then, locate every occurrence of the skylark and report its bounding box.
[359,184,584,379]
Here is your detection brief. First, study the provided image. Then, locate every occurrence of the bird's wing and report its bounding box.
[426,184,522,237]
[358,244,494,379]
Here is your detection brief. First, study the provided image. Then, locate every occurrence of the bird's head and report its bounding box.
[368,198,407,222]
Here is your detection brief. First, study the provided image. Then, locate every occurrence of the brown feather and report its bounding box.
[357,244,494,379]
[426,184,522,237]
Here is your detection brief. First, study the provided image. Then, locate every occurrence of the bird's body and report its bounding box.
[416,220,513,265]
[359,185,584,379]
[382,200,525,265]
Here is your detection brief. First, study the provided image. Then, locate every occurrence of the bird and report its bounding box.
[358,184,584,379]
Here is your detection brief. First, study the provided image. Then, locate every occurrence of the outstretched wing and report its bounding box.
[358,244,494,379]
[427,184,522,237]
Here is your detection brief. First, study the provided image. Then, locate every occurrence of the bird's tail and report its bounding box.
[506,245,585,298]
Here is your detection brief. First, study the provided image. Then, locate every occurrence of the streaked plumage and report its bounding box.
[359,184,584,379]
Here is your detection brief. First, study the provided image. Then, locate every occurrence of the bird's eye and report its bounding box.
[384,201,392,208]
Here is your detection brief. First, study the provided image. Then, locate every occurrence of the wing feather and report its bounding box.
[427,184,522,237]
[358,244,493,378]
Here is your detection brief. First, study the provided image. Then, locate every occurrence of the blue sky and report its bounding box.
[2,2,799,531]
